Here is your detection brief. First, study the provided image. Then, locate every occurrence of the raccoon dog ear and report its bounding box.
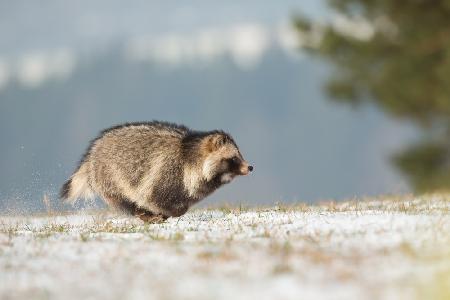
[205,134,226,152]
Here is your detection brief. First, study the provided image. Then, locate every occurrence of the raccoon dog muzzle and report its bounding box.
[239,161,254,175]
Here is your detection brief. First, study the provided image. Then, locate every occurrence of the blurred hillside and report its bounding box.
[0,45,416,211]
[0,0,418,211]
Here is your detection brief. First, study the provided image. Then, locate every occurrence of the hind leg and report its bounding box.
[103,194,168,223]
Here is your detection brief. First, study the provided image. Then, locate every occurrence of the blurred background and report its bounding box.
[2,0,447,212]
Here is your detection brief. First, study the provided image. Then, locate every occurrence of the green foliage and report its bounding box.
[393,141,450,192]
[295,0,450,191]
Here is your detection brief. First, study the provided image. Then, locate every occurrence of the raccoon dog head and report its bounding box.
[201,132,253,184]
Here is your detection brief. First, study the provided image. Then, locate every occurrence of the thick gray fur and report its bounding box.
[60,121,252,222]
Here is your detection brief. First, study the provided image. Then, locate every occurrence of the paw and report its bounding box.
[137,212,167,224]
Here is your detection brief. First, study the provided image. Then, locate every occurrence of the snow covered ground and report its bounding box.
[0,195,449,300]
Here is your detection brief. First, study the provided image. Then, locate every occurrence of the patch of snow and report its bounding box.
[0,197,449,300]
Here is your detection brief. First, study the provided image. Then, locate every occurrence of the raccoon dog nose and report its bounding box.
[248,165,253,172]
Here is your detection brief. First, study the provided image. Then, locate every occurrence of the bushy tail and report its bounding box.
[60,162,95,203]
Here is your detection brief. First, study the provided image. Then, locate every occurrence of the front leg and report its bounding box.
[135,208,168,224]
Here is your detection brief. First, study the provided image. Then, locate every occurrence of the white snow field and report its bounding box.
[0,195,449,300]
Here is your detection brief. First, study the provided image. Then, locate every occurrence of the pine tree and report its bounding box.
[295,0,450,192]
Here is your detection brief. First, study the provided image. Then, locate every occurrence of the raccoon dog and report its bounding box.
[60,121,253,222]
